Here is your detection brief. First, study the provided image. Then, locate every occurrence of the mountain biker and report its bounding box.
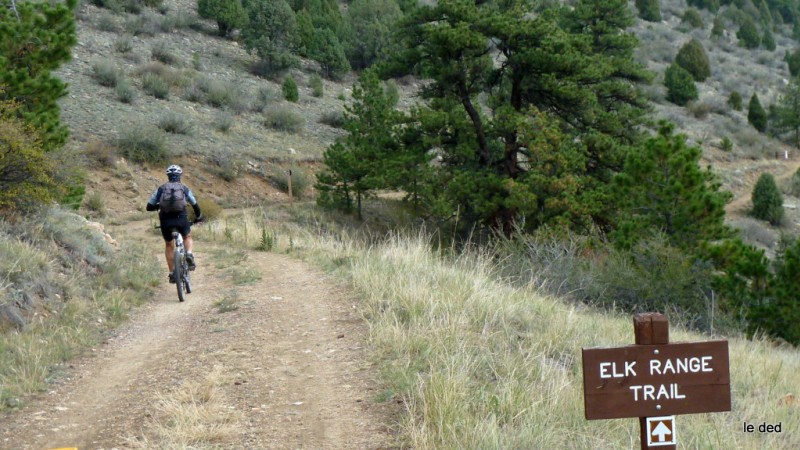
[146,165,203,284]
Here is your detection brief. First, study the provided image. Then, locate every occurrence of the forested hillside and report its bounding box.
[2,1,800,444]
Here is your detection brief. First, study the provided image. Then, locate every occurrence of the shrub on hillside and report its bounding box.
[752,173,784,225]
[748,93,768,132]
[92,60,124,87]
[115,80,136,104]
[762,27,776,51]
[635,0,661,22]
[84,141,117,167]
[310,74,324,98]
[151,41,178,65]
[282,75,299,102]
[319,110,345,128]
[711,15,725,37]
[664,63,698,106]
[141,73,170,99]
[115,126,169,165]
[213,111,234,132]
[729,91,743,110]
[737,17,761,49]
[786,49,800,77]
[688,0,720,12]
[264,106,304,133]
[157,112,192,135]
[188,198,222,222]
[682,8,704,29]
[114,35,133,54]
[675,39,711,82]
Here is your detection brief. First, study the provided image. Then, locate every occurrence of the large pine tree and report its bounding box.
[0,0,78,150]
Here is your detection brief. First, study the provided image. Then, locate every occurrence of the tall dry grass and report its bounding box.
[191,206,800,448]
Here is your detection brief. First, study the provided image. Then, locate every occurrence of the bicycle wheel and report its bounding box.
[174,246,185,303]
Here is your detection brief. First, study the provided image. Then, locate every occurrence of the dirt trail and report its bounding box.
[0,220,392,449]
[723,156,800,215]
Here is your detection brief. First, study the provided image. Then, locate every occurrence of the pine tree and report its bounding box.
[711,15,725,38]
[665,63,698,106]
[737,17,761,49]
[786,48,800,77]
[762,26,777,51]
[315,70,403,219]
[774,77,800,147]
[682,8,704,29]
[635,0,661,22]
[307,28,350,80]
[729,91,743,110]
[613,122,732,250]
[344,0,403,70]
[383,0,651,235]
[241,0,301,74]
[197,0,248,37]
[675,39,711,81]
[748,93,768,132]
[751,173,784,225]
[0,96,59,210]
[282,75,299,102]
[0,0,78,151]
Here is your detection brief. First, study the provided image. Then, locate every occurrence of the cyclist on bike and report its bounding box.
[146,164,203,284]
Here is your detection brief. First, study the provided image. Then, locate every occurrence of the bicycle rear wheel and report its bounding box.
[174,247,185,302]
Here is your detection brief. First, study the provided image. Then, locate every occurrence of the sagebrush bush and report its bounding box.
[752,173,784,225]
[115,80,136,104]
[97,13,119,32]
[213,112,234,132]
[84,141,117,167]
[116,126,169,165]
[157,112,192,135]
[114,35,133,54]
[210,148,241,181]
[151,41,178,65]
[264,106,304,133]
[252,86,276,112]
[282,75,299,102]
[141,73,170,99]
[319,110,346,128]
[92,60,124,87]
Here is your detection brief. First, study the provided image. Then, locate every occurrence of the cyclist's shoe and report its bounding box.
[186,252,196,271]
[168,273,176,284]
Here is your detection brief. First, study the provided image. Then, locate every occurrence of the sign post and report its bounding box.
[582,313,731,449]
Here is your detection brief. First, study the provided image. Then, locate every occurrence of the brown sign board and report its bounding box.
[582,340,730,420]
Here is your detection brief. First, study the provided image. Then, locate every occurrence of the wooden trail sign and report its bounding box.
[581,313,731,449]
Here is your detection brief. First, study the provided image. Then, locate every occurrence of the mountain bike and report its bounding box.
[155,224,195,302]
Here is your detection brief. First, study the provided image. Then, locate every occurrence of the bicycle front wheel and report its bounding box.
[174,248,185,303]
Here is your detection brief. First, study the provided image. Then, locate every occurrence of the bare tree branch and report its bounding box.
[9,0,21,21]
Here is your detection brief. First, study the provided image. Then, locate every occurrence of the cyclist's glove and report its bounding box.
[194,213,204,223]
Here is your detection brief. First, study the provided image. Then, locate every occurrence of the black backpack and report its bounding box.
[160,182,187,213]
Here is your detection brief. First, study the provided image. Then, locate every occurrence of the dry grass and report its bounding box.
[194,210,800,448]
[128,366,238,448]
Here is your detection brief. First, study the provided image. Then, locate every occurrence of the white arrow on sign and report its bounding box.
[652,421,672,442]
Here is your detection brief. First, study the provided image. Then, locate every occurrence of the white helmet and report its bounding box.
[166,164,183,176]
